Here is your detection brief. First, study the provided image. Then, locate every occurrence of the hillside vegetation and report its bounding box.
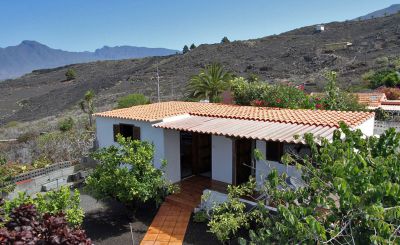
[1,14,400,124]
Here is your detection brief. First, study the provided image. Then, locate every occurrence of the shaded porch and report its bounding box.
[165,175,229,210]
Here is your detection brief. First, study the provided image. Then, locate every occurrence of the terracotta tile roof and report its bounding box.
[355,93,386,107]
[94,101,374,128]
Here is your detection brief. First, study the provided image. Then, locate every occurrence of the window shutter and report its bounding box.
[133,126,141,140]
[113,124,120,142]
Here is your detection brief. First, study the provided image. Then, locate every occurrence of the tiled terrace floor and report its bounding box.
[140,176,228,245]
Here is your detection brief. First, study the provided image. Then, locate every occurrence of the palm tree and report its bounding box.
[80,90,95,128]
[187,63,232,102]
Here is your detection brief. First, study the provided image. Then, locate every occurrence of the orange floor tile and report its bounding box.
[140,176,229,245]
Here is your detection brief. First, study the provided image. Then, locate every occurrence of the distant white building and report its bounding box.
[315,24,325,32]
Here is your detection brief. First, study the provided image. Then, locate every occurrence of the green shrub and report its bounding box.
[85,135,175,206]
[4,121,18,128]
[382,72,400,87]
[367,69,397,88]
[117,93,150,109]
[32,155,52,169]
[58,117,75,132]
[0,154,6,165]
[4,186,84,227]
[65,68,76,80]
[375,56,389,66]
[193,210,208,223]
[17,131,38,143]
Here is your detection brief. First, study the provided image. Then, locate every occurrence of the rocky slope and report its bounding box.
[1,14,400,125]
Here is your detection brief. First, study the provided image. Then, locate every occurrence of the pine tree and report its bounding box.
[182,45,189,54]
[190,43,196,50]
[221,36,230,44]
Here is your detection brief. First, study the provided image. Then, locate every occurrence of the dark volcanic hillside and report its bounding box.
[1,14,400,124]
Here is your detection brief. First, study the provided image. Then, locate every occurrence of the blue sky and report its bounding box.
[0,0,399,51]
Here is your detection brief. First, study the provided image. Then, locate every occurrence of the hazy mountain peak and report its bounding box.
[0,42,178,80]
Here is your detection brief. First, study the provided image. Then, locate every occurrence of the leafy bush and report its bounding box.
[365,69,399,88]
[117,93,150,109]
[4,186,84,227]
[193,210,208,223]
[231,77,326,110]
[58,117,75,132]
[207,125,400,244]
[32,155,52,169]
[4,121,18,128]
[375,56,389,66]
[382,72,400,87]
[0,154,6,165]
[0,200,91,244]
[65,68,76,80]
[230,77,268,105]
[17,131,38,143]
[85,135,175,206]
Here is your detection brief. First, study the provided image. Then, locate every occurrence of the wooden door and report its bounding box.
[234,138,253,185]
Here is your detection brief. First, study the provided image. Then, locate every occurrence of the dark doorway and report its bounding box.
[234,138,254,185]
[180,132,212,179]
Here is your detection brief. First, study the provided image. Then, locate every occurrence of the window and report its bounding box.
[113,123,140,142]
[266,141,283,162]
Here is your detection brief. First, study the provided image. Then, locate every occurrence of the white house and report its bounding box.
[94,101,374,186]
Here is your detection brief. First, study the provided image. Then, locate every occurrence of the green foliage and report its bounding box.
[0,160,14,194]
[231,73,364,111]
[375,56,390,66]
[365,69,399,88]
[208,180,255,243]
[247,73,259,83]
[207,125,400,244]
[17,131,38,143]
[187,63,232,102]
[230,77,268,105]
[193,210,208,223]
[0,154,6,165]
[382,72,400,87]
[182,45,189,54]
[58,117,75,132]
[230,77,321,109]
[79,90,95,128]
[117,93,150,109]
[32,155,51,169]
[221,36,230,44]
[374,107,390,121]
[85,135,175,206]
[65,68,76,80]
[4,187,84,227]
[190,43,196,50]
[322,71,365,111]
[4,121,18,128]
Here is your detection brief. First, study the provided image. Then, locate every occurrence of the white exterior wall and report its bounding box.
[211,135,233,184]
[255,140,302,187]
[163,129,181,183]
[356,117,374,136]
[95,117,165,168]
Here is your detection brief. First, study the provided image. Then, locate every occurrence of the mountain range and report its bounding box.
[356,4,400,20]
[0,41,178,80]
